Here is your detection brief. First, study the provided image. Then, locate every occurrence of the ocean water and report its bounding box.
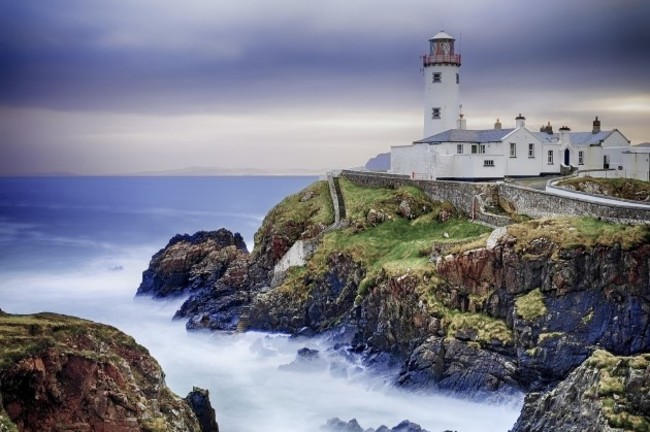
[0,176,522,432]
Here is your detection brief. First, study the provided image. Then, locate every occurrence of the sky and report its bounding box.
[1,0,649,175]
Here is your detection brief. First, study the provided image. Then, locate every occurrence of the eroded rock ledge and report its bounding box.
[0,311,218,432]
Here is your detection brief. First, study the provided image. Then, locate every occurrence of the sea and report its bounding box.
[0,176,522,432]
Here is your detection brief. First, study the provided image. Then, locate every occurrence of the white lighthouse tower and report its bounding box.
[422,31,461,138]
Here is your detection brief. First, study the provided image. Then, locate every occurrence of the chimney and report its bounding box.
[494,118,502,130]
[592,116,601,134]
[559,125,571,144]
[457,113,467,130]
[515,113,526,128]
[545,121,553,134]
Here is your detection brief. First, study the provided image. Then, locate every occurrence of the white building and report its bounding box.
[390,32,642,181]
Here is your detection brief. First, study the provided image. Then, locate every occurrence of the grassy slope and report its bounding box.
[507,217,650,253]
[558,177,650,202]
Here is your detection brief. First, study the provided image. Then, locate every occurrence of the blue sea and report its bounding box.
[0,176,522,432]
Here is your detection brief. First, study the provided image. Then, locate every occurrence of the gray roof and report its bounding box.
[532,132,557,143]
[416,128,515,144]
[567,130,615,145]
[532,130,616,146]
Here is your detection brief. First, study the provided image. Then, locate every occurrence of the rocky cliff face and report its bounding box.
[510,350,650,432]
[0,311,217,432]
[136,181,334,331]
[136,177,650,428]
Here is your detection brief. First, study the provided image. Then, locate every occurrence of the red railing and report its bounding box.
[423,54,461,66]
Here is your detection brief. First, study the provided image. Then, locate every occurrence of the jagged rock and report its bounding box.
[137,228,249,298]
[399,336,520,395]
[510,350,650,432]
[279,347,327,372]
[248,253,365,333]
[0,311,210,432]
[322,417,432,432]
[185,387,219,432]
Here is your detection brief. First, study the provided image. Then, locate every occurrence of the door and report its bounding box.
[564,148,570,166]
[603,155,610,169]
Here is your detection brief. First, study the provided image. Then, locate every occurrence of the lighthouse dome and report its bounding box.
[430,30,455,41]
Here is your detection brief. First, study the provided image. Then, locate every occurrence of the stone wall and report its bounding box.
[341,170,650,224]
[341,170,508,226]
[499,183,650,223]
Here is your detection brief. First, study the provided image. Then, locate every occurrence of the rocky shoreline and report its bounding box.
[0,310,219,432]
[133,177,650,431]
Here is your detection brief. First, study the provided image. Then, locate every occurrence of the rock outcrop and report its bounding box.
[136,181,334,331]
[322,417,438,432]
[136,177,650,428]
[510,350,650,432]
[0,311,217,432]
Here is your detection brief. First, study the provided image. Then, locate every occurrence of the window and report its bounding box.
[510,143,517,158]
[456,73,459,84]
[484,160,495,167]
[433,72,441,83]
[479,144,486,154]
[547,150,554,165]
[578,151,584,165]
[457,144,463,154]
[528,143,535,158]
[432,108,441,119]
[471,144,477,154]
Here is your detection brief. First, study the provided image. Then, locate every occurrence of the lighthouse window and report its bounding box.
[457,144,463,154]
[432,108,441,119]
[547,150,554,165]
[456,73,459,84]
[578,151,584,165]
[510,143,517,158]
[528,143,535,158]
[433,73,441,83]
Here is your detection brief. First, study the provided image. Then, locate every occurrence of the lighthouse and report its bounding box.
[422,31,461,138]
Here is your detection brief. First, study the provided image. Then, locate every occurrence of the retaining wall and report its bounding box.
[341,170,650,224]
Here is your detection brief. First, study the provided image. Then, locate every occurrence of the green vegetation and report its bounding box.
[415,281,513,346]
[0,311,145,370]
[507,217,650,254]
[253,180,334,254]
[311,180,489,295]
[445,309,514,345]
[558,176,650,202]
[270,178,491,320]
[537,331,564,343]
[514,289,547,321]
[587,350,650,432]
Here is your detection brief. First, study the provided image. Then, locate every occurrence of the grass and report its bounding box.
[253,180,334,254]
[507,216,650,254]
[558,176,650,202]
[267,178,491,319]
[585,350,650,432]
[0,311,145,370]
[514,289,547,321]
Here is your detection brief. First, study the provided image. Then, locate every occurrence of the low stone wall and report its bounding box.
[341,170,650,224]
[499,183,650,223]
[341,170,507,226]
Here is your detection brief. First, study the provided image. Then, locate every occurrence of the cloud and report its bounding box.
[0,0,649,174]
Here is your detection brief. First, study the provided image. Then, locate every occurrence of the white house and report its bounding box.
[389,31,642,181]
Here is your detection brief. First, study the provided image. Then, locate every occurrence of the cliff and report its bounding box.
[0,311,218,432]
[511,350,650,431]
[136,176,650,428]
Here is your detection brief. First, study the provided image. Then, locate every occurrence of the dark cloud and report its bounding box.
[0,0,648,174]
